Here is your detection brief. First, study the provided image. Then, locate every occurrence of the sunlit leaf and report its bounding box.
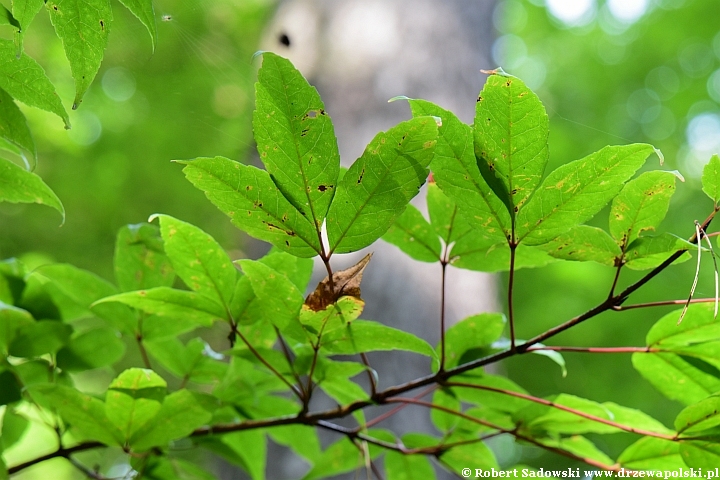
[326,117,438,254]
[702,154,720,204]
[618,437,684,469]
[106,368,167,442]
[155,214,236,307]
[441,313,506,369]
[609,170,676,249]
[409,99,510,243]
[0,40,69,127]
[0,158,63,219]
[180,156,321,257]
[46,0,112,108]
[538,225,621,266]
[474,73,549,216]
[97,287,226,328]
[254,52,340,229]
[320,320,436,358]
[130,390,213,451]
[117,0,156,50]
[516,144,655,245]
[382,204,441,262]
[114,223,175,292]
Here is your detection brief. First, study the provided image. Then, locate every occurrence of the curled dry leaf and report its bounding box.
[304,253,373,312]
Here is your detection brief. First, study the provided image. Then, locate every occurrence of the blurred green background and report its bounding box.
[3,0,720,474]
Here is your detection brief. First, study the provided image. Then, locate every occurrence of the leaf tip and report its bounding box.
[147,213,162,224]
[387,95,412,103]
[653,146,665,166]
[252,50,267,61]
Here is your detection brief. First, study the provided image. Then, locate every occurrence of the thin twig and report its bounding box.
[439,254,449,372]
[235,328,304,400]
[275,326,306,398]
[526,345,656,353]
[360,353,377,398]
[613,297,718,311]
[508,243,517,352]
[445,381,675,440]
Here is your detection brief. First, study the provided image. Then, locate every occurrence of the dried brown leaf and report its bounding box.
[304,253,373,312]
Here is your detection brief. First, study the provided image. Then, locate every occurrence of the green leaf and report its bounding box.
[646,303,720,347]
[320,320,436,358]
[12,0,45,54]
[98,287,226,328]
[0,6,19,30]
[440,441,498,473]
[28,383,122,446]
[35,263,136,333]
[538,226,621,266]
[1,408,29,450]
[302,437,363,480]
[212,430,266,480]
[237,259,306,342]
[114,223,175,292]
[0,158,63,218]
[441,313,506,369]
[130,390,213,451]
[426,182,471,244]
[516,144,655,245]
[0,87,35,160]
[254,52,340,229]
[326,116,438,254]
[675,394,720,435]
[431,387,461,432]
[8,320,72,357]
[624,234,693,270]
[267,425,321,463]
[0,302,33,354]
[382,204,441,262]
[409,99,509,243]
[632,352,720,405]
[56,327,125,371]
[179,156,321,257]
[535,435,613,465]
[0,40,69,127]
[702,154,720,204]
[259,249,314,291]
[145,337,227,384]
[451,373,532,413]
[517,394,670,435]
[106,368,167,442]
[618,437,684,469]
[117,0,156,51]
[679,441,720,470]
[451,239,556,272]
[155,215,236,307]
[385,450,436,480]
[313,358,369,405]
[0,369,22,406]
[46,0,111,108]
[474,73,549,215]
[300,296,364,340]
[609,170,676,249]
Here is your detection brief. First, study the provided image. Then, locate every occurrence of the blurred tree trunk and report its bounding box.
[222,1,497,478]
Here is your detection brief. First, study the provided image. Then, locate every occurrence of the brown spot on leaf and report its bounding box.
[100,20,105,30]
[357,168,365,184]
[304,254,373,312]
[318,184,328,192]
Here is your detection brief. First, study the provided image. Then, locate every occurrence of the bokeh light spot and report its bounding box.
[607,0,648,23]
[545,0,596,26]
[102,68,137,102]
[67,111,102,146]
